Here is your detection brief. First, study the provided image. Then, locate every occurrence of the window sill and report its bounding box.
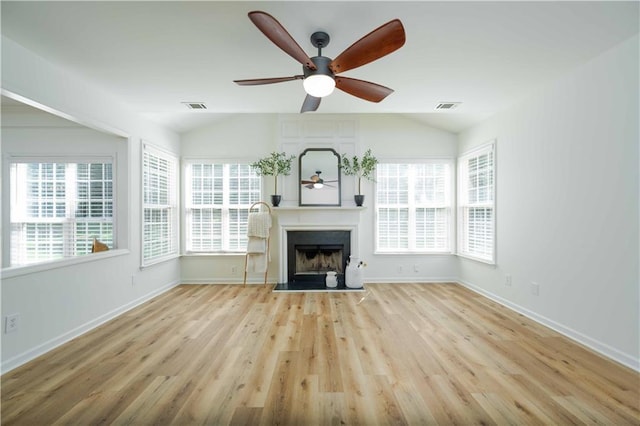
[140,253,181,269]
[456,253,496,266]
[373,251,455,256]
[2,249,130,279]
[182,252,245,257]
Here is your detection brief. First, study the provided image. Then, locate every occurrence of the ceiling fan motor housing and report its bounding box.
[303,56,335,79]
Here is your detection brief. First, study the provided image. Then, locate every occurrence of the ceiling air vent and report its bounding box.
[435,102,461,110]
[182,102,208,110]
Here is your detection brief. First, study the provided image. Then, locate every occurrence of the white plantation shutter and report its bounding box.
[142,144,178,265]
[184,161,260,253]
[376,161,453,253]
[458,143,496,263]
[9,160,114,266]
[74,163,114,254]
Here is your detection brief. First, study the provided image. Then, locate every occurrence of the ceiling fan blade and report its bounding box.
[248,11,316,70]
[234,76,303,86]
[330,19,405,74]
[301,94,321,113]
[335,77,394,102]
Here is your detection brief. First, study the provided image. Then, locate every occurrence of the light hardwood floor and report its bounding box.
[2,283,638,425]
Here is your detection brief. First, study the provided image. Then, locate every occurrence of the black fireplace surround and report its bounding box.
[286,230,351,287]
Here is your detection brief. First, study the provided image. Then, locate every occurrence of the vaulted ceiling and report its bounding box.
[2,1,638,134]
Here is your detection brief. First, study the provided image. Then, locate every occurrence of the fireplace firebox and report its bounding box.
[286,230,351,286]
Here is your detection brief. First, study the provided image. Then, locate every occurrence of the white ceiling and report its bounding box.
[2,1,638,134]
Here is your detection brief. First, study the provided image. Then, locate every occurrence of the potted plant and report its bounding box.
[250,152,296,207]
[340,149,378,206]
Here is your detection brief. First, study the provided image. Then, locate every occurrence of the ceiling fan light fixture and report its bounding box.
[236,12,406,112]
[303,74,335,98]
[313,181,324,189]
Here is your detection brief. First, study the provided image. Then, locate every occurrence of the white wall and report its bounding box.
[357,114,459,282]
[179,113,459,284]
[457,35,639,370]
[1,36,182,372]
[180,114,279,283]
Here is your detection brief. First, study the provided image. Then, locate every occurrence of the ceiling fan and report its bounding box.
[234,11,406,113]
[301,171,337,189]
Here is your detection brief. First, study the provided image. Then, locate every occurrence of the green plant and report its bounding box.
[340,149,378,195]
[250,152,296,195]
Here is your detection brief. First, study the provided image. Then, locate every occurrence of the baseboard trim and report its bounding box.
[1,279,181,374]
[457,279,640,372]
[181,278,459,285]
[364,277,459,284]
[181,278,272,285]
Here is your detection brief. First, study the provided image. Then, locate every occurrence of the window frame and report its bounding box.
[457,141,496,264]
[141,143,179,267]
[6,155,116,268]
[182,158,262,255]
[374,158,455,254]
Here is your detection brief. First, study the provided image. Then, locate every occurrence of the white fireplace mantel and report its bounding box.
[274,206,364,283]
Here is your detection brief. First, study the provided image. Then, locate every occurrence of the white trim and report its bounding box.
[456,252,498,266]
[364,277,459,284]
[138,253,181,270]
[374,250,455,255]
[0,278,181,374]
[457,278,640,372]
[181,279,267,285]
[181,253,245,257]
[272,206,365,212]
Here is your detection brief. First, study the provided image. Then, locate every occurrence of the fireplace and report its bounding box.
[286,230,351,286]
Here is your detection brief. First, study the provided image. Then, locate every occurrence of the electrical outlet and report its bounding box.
[231,266,238,275]
[505,274,512,287]
[531,282,540,296]
[397,265,403,273]
[413,264,419,273]
[5,314,19,334]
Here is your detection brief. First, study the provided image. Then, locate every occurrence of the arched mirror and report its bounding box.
[298,148,341,206]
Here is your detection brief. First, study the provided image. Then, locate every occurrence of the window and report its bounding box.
[376,161,453,253]
[9,160,114,266]
[184,161,261,253]
[142,144,178,265]
[458,142,496,263]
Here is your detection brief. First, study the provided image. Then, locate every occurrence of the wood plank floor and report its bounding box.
[2,283,639,425]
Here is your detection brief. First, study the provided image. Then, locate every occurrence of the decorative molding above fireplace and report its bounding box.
[278,117,358,206]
